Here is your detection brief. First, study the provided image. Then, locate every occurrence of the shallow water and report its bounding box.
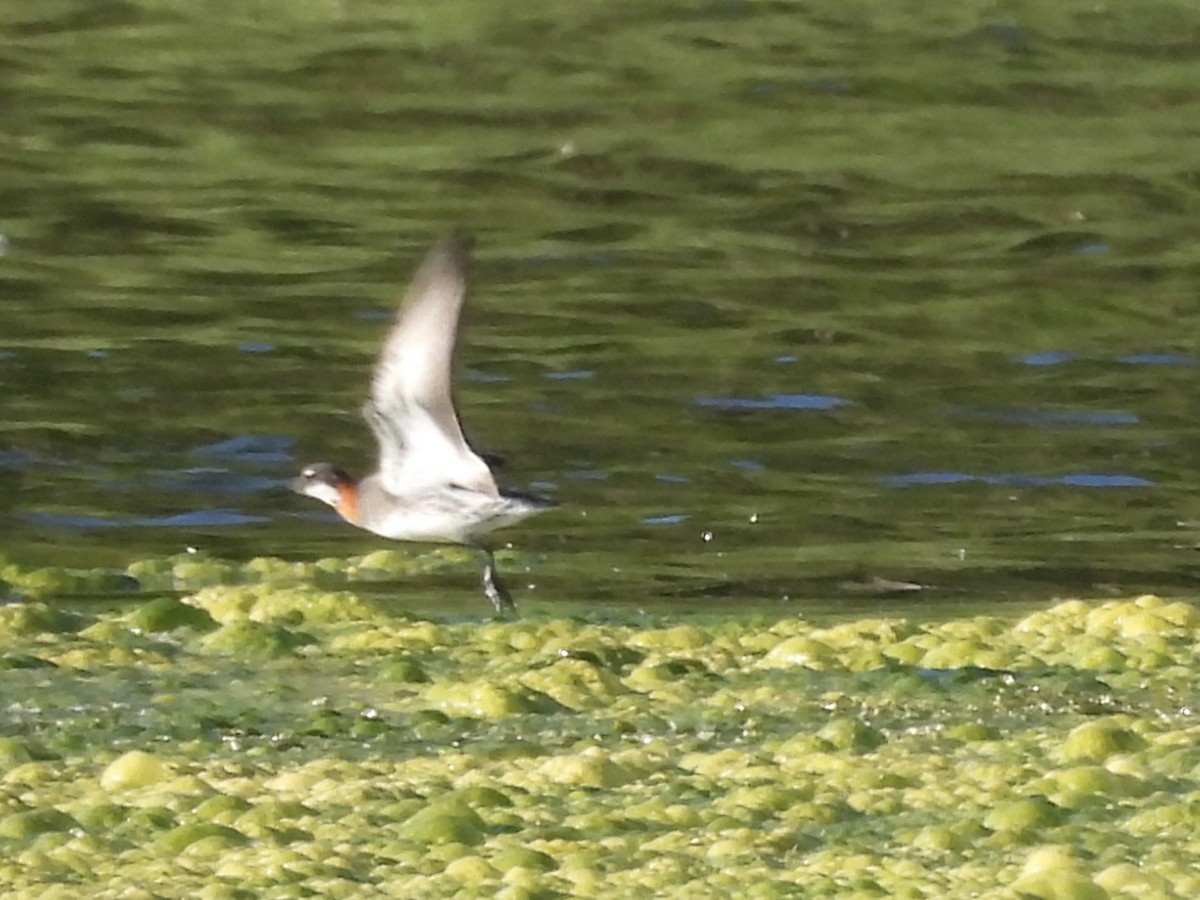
[5,0,1200,614]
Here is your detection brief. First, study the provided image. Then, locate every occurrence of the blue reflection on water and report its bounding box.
[1017,351,1076,366]
[0,448,40,468]
[192,434,294,463]
[730,459,765,471]
[354,308,393,321]
[882,472,1153,488]
[545,370,595,381]
[949,407,1138,426]
[147,469,282,494]
[1058,474,1153,487]
[695,393,849,411]
[566,469,608,481]
[1119,353,1199,366]
[463,369,511,383]
[1018,351,1197,366]
[23,509,268,529]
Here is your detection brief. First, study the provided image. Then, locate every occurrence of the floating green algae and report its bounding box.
[129,597,217,634]
[100,751,170,792]
[4,556,1200,896]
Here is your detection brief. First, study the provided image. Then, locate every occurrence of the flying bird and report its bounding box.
[292,234,553,613]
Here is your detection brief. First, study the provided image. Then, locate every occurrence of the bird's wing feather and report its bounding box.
[366,235,498,498]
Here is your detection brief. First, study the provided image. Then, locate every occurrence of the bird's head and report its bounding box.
[292,463,359,522]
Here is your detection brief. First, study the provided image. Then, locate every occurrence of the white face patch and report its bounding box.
[298,480,342,507]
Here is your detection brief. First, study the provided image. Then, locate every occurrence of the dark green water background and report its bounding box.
[4,0,1200,614]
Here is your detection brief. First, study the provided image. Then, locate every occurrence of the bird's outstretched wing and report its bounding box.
[365,234,498,498]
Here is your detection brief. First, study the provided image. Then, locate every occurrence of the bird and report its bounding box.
[292,234,553,613]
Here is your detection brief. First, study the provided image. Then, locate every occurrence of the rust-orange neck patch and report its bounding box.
[334,480,360,525]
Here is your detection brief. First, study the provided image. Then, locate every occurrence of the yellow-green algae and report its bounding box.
[4,558,1200,897]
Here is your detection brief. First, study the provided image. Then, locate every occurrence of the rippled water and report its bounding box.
[4,0,1200,613]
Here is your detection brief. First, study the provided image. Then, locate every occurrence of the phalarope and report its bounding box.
[292,235,553,613]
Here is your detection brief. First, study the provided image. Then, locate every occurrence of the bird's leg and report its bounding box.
[478,546,516,615]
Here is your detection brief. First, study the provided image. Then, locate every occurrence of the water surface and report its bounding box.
[4,0,1200,614]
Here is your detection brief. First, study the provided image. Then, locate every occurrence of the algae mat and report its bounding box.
[1,553,1198,898]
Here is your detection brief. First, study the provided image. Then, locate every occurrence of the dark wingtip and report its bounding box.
[438,229,474,261]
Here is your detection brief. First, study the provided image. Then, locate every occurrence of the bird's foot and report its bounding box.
[482,557,517,616]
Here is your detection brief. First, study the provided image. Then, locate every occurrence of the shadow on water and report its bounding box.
[4,0,1200,615]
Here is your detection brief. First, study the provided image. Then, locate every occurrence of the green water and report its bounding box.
[4,2,1200,610]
